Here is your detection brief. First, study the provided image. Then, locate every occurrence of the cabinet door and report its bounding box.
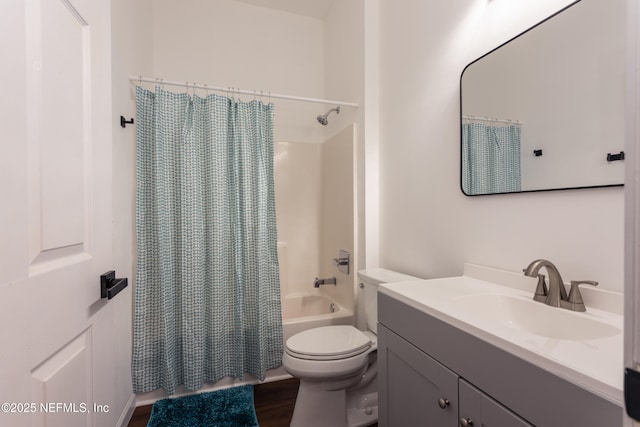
[459,379,534,427]
[378,325,458,426]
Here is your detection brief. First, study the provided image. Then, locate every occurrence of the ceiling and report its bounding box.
[233,0,335,20]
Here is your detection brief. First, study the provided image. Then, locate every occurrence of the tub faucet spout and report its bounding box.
[314,277,336,288]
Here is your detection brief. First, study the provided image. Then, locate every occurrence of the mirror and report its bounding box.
[460,0,625,196]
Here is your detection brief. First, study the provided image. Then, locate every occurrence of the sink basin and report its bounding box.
[451,294,621,340]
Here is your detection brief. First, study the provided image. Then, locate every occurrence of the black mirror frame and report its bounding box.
[459,0,624,196]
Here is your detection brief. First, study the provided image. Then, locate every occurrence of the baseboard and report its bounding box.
[117,393,137,427]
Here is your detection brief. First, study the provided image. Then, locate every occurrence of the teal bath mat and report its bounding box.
[147,385,259,427]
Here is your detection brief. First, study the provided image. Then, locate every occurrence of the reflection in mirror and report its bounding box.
[460,0,625,196]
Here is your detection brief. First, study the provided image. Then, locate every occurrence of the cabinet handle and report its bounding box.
[437,398,450,409]
[460,417,474,427]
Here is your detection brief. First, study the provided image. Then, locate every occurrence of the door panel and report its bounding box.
[38,0,86,253]
[27,0,90,267]
[31,330,92,427]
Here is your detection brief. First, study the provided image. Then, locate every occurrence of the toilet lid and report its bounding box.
[285,325,371,360]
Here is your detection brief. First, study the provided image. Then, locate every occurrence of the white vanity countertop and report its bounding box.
[378,263,624,406]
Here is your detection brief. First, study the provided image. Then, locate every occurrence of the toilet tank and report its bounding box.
[358,268,421,334]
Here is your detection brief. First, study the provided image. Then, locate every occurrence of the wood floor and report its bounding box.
[127,378,300,427]
[127,378,378,427]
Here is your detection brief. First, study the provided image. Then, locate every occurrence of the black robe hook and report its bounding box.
[120,116,134,128]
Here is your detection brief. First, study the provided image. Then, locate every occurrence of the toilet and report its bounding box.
[282,268,420,427]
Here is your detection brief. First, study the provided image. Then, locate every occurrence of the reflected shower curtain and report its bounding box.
[132,86,283,394]
[462,122,521,195]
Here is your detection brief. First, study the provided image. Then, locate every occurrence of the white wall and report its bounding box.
[111,0,154,417]
[324,0,364,139]
[152,0,327,144]
[377,0,625,292]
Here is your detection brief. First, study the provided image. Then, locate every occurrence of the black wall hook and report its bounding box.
[607,151,625,162]
[120,116,134,128]
[533,149,543,157]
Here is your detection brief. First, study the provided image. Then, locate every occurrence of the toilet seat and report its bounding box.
[285,325,372,361]
[283,326,376,381]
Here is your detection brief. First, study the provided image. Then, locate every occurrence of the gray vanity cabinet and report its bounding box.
[378,324,533,427]
[378,324,459,426]
[459,379,533,427]
[378,293,623,427]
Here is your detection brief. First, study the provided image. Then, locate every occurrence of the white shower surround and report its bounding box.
[274,127,356,314]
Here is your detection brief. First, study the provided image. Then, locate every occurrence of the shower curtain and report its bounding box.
[132,86,283,394]
[462,121,521,195]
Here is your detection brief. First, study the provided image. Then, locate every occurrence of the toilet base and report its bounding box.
[290,381,347,427]
[289,377,378,427]
[347,392,379,427]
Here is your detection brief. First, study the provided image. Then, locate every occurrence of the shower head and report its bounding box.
[317,106,340,126]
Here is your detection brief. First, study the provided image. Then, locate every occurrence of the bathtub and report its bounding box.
[281,294,353,342]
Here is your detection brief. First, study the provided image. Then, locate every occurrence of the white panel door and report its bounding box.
[627,0,640,425]
[0,0,123,426]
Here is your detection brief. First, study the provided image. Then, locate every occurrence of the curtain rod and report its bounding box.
[462,115,521,125]
[129,75,359,108]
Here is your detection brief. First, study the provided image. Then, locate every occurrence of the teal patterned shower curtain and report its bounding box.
[462,122,521,195]
[132,86,283,394]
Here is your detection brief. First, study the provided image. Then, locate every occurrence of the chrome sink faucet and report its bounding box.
[523,259,567,308]
[523,259,598,312]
